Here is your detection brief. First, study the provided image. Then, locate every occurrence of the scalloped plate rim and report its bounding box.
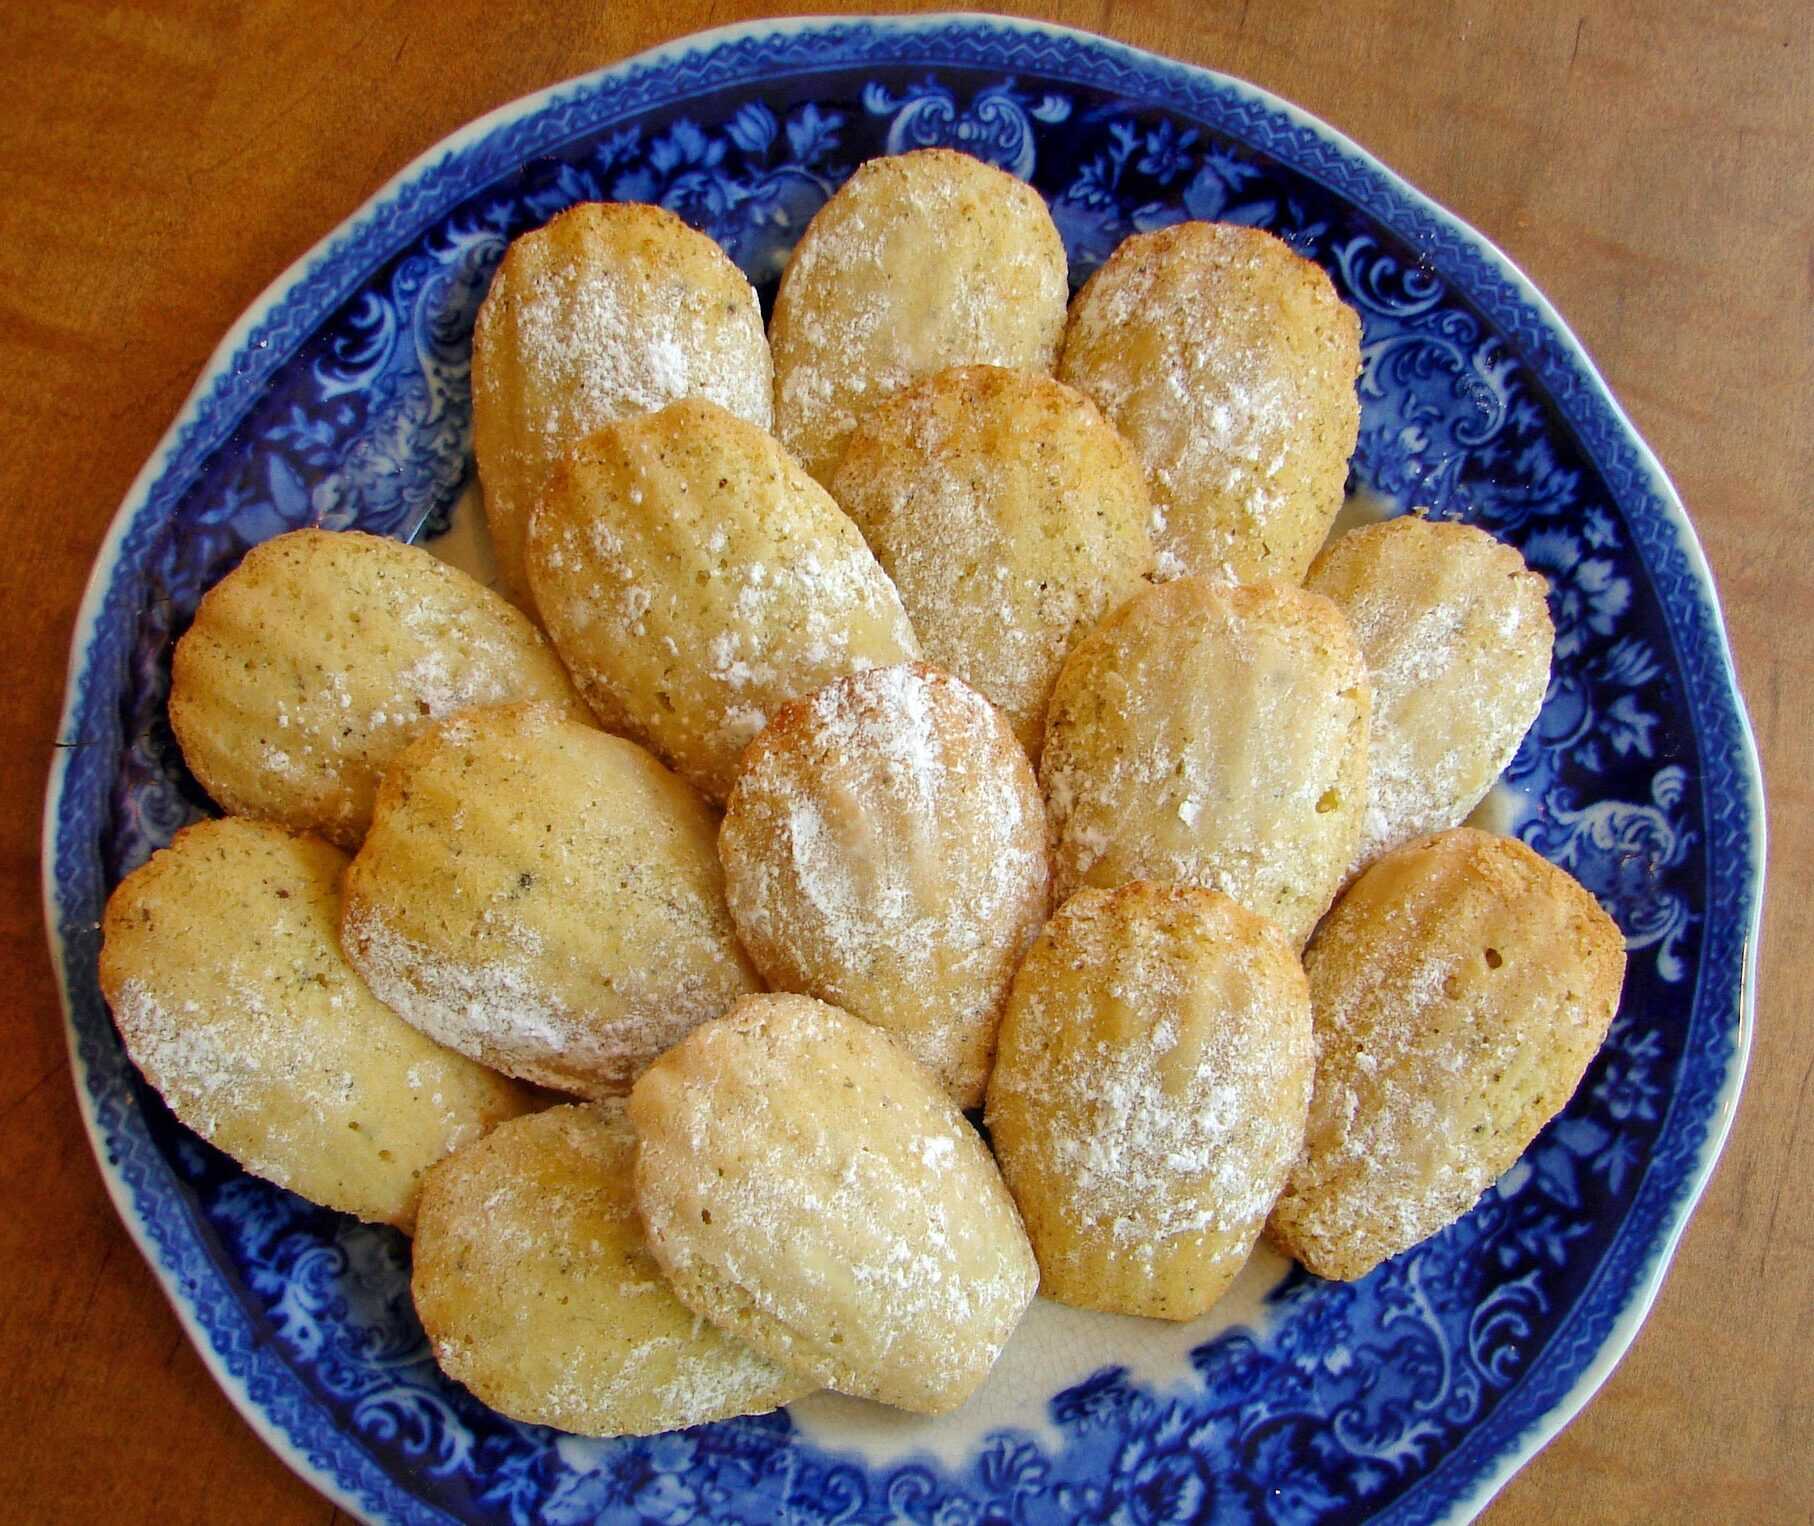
[40,13,1766,1525]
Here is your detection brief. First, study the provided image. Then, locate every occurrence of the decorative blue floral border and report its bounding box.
[44,16,1762,1524]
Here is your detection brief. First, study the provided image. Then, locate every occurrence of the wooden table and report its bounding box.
[3,2,1807,1520]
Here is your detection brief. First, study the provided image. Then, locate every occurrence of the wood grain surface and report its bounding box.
[3,2,1807,1521]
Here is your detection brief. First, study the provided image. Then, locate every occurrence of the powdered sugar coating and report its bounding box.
[411,1102,813,1437]
[719,664,1049,1107]
[1307,515,1555,872]
[525,397,920,802]
[168,529,589,850]
[830,366,1155,760]
[471,201,772,602]
[986,883,1312,1320]
[1040,576,1371,946]
[770,149,1068,485]
[629,994,1038,1415]
[1269,829,1626,1281]
[1060,221,1361,584]
[97,817,534,1230]
[341,704,760,1098]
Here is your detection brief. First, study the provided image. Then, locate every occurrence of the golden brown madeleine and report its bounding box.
[1269,828,1626,1281]
[471,201,772,603]
[1059,221,1361,583]
[1040,576,1370,946]
[1306,515,1555,870]
[411,1102,815,1436]
[168,528,589,850]
[629,994,1038,1415]
[341,704,760,1098]
[770,149,1069,484]
[98,817,535,1231]
[986,883,1312,1320]
[718,664,1049,1108]
[830,366,1155,761]
[525,398,920,802]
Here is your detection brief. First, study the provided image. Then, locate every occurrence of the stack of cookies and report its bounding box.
[99,149,1625,1438]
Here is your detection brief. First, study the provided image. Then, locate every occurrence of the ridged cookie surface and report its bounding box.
[98,816,535,1230]
[830,365,1155,760]
[718,664,1049,1108]
[471,201,772,604]
[412,1102,815,1436]
[1040,576,1370,945]
[1269,828,1625,1281]
[1060,221,1361,583]
[771,149,1068,484]
[341,704,760,1098]
[526,397,920,802]
[1306,515,1554,870]
[629,994,1038,1414]
[986,883,1312,1320]
[169,528,589,850]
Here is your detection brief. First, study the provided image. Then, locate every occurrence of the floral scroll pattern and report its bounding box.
[51,19,1754,1526]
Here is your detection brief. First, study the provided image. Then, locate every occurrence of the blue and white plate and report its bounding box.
[43,15,1763,1524]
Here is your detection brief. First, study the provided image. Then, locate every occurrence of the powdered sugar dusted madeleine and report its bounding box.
[341,704,759,1098]
[169,528,589,850]
[1306,515,1554,870]
[471,201,772,604]
[412,1102,814,1437]
[525,398,920,802]
[830,366,1155,760]
[718,664,1049,1108]
[98,817,534,1231]
[630,994,1038,1415]
[770,149,1068,484]
[1060,221,1361,583]
[986,883,1312,1320]
[1040,577,1370,946]
[1269,828,1625,1282]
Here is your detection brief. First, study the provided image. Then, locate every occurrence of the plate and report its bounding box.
[43,14,1763,1524]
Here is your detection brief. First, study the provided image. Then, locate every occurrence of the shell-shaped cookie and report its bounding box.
[629,994,1038,1415]
[986,883,1312,1320]
[1059,221,1361,583]
[471,201,773,604]
[98,817,535,1230]
[1306,515,1554,870]
[770,149,1069,484]
[412,1102,816,1436]
[525,398,920,802]
[169,528,590,850]
[1040,576,1371,946]
[340,704,760,1098]
[718,664,1049,1108]
[1269,828,1626,1281]
[830,366,1155,761]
